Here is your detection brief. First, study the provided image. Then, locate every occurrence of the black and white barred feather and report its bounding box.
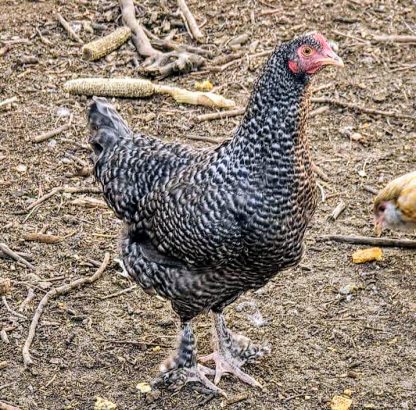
[89,35,319,322]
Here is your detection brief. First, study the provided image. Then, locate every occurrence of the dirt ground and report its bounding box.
[1,0,415,409]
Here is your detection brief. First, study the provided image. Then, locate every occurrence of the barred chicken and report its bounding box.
[374,171,416,233]
[88,33,343,394]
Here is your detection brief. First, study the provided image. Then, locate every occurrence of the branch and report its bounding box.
[22,253,110,366]
[0,401,21,410]
[32,115,73,143]
[119,0,205,77]
[26,186,101,211]
[177,0,204,43]
[56,13,83,44]
[0,243,35,271]
[318,235,416,249]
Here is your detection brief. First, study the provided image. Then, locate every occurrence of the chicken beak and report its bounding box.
[374,220,383,237]
[316,50,344,68]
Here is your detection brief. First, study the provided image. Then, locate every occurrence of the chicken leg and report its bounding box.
[152,321,224,394]
[200,313,270,386]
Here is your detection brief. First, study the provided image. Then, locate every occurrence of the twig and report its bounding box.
[308,105,329,118]
[312,164,330,182]
[119,0,204,77]
[0,401,21,410]
[372,34,416,44]
[19,289,35,312]
[318,235,416,249]
[196,108,245,122]
[327,200,347,221]
[2,297,27,320]
[312,97,414,121]
[177,0,204,43]
[26,186,101,211]
[56,13,84,44]
[32,114,73,143]
[100,285,138,300]
[22,252,110,366]
[0,243,35,271]
[0,97,18,111]
[22,233,63,244]
[99,339,170,348]
[35,27,53,46]
[362,185,378,195]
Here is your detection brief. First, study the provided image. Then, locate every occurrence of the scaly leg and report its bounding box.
[200,313,270,386]
[152,321,224,395]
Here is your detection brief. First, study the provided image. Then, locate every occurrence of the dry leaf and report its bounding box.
[330,395,353,410]
[352,247,383,264]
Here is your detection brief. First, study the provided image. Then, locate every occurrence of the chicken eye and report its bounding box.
[302,47,314,57]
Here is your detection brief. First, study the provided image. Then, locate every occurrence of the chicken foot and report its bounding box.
[200,313,269,386]
[152,322,224,395]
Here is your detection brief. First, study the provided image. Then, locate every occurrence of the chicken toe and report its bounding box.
[200,313,269,386]
[152,322,225,395]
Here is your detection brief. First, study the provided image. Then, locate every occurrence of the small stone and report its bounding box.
[15,164,27,173]
[339,283,357,295]
[38,281,53,290]
[350,132,364,142]
[94,397,117,410]
[136,382,152,394]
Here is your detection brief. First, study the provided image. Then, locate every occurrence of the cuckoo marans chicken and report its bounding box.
[88,33,343,394]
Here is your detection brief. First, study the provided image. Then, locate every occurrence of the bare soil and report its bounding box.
[1,1,415,409]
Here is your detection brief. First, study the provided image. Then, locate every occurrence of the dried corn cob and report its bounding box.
[63,78,236,109]
[82,27,131,61]
[64,78,155,98]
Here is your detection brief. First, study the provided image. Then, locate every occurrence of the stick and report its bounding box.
[119,0,156,58]
[362,185,378,195]
[318,235,416,248]
[56,13,84,44]
[177,0,204,43]
[0,97,18,110]
[0,401,21,410]
[100,285,137,300]
[82,26,131,61]
[32,115,73,143]
[26,186,101,211]
[311,97,414,121]
[308,105,329,118]
[22,233,63,244]
[22,252,110,366]
[327,200,347,221]
[312,164,330,182]
[0,243,35,271]
[2,297,27,320]
[19,289,35,312]
[196,108,245,122]
[372,34,416,44]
